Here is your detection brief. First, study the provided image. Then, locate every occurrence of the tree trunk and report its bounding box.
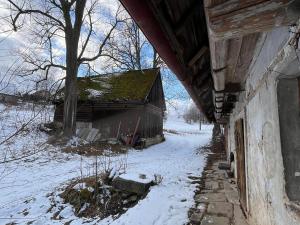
[63,66,78,137]
[61,0,87,138]
[63,33,80,137]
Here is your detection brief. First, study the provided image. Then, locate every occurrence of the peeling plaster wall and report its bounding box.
[227,24,300,225]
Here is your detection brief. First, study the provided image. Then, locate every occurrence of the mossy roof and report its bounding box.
[74,68,160,102]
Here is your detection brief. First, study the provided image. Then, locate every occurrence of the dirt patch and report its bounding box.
[62,142,128,157]
[40,122,63,136]
[60,175,149,219]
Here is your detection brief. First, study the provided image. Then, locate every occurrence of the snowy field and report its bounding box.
[164,114,211,134]
[0,103,212,225]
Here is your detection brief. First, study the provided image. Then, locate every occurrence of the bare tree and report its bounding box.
[6,0,123,137]
[152,48,163,68]
[104,19,164,72]
[182,101,208,126]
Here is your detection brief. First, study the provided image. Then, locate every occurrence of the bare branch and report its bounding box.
[78,20,120,64]
[78,3,95,60]
[8,0,65,30]
[78,4,124,64]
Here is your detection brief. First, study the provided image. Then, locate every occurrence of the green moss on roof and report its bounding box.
[76,68,159,101]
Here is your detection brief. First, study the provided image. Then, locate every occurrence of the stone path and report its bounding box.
[187,139,248,225]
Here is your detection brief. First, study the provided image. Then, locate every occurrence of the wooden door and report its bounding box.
[234,119,247,212]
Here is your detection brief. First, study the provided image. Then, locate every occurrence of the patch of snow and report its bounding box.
[87,187,94,192]
[78,203,89,215]
[67,136,80,147]
[119,173,153,184]
[86,89,103,98]
[73,182,87,191]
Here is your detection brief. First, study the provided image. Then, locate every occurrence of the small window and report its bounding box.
[277,77,300,202]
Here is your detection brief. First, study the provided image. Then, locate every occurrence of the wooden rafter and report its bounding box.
[149,1,185,63]
[188,46,208,67]
[174,0,202,35]
[206,0,298,40]
[219,82,244,93]
[226,38,242,83]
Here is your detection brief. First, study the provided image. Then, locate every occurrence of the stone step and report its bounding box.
[195,193,227,203]
[207,202,233,218]
[200,215,230,225]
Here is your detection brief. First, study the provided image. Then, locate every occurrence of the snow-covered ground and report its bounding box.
[164,114,211,134]
[0,103,212,225]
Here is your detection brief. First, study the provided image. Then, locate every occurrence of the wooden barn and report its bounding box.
[54,68,165,145]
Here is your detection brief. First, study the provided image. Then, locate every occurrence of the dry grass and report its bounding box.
[60,176,145,219]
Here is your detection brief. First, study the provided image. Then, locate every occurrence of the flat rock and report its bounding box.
[200,215,230,225]
[128,195,138,202]
[201,189,214,194]
[195,193,227,203]
[112,177,152,195]
[205,181,219,190]
[204,170,213,174]
[190,212,204,223]
[222,181,234,192]
[213,170,226,178]
[207,202,233,218]
[197,203,207,212]
[225,190,240,204]
[233,204,248,225]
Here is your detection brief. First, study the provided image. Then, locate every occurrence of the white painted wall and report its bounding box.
[227,24,300,225]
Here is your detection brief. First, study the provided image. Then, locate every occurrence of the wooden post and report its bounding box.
[131,116,141,145]
[199,119,202,131]
[116,121,122,139]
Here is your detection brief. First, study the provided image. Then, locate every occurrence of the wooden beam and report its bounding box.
[204,0,228,8]
[151,1,185,56]
[207,0,270,17]
[218,82,244,93]
[210,39,228,69]
[175,0,202,35]
[188,46,208,67]
[226,94,238,103]
[234,33,261,83]
[212,67,226,91]
[226,38,242,83]
[206,0,298,40]
[209,39,228,91]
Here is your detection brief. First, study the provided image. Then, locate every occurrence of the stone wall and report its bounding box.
[227,23,300,225]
